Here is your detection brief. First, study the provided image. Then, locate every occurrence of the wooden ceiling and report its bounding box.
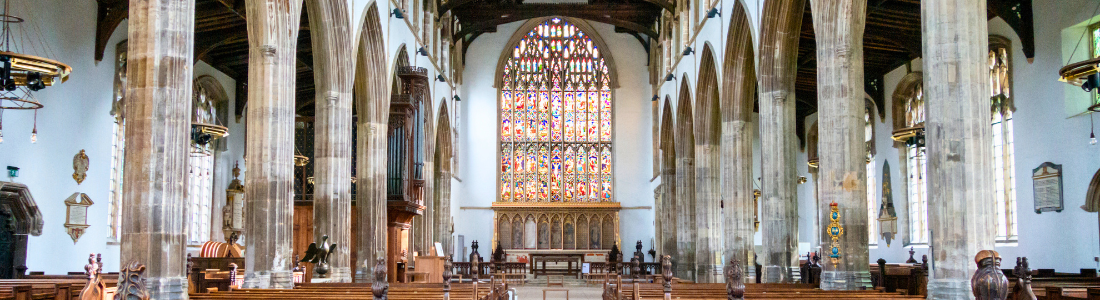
[447,0,665,55]
[96,0,316,119]
[95,0,1034,129]
[794,0,1034,145]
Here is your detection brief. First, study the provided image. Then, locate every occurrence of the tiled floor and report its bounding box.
[513,286,603,300]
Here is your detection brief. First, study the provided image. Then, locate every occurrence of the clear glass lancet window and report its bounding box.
[990,44,1017,243]
[188,152,215,244]
[500,18,613,203]
[906,85,929,245]
[107,119,125,242]
[866,109,877,246]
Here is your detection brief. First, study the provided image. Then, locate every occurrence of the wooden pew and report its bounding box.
[190,280,509,300]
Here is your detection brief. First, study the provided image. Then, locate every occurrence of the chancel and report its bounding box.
[3,0,1100,299]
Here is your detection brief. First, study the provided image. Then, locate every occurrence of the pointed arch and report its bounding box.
[353,2,390,282]
[658,97,677,258]
[891,72,924,136]
[695,44,720,146]
[719,2,759,270]
[673,76,696,280]
[305,0,356,282]
[493,17,619,89]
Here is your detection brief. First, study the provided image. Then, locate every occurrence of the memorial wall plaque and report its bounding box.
[64,192,93,243]
[1033,162,1063,213]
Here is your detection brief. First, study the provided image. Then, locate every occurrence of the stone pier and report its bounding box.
[757,0,805,284]
[306,0,354,283]
[720,1,758,282]
[810,0,872,290]
[242,0,303,289]
[120,1,194,298]
[921,0,996,298]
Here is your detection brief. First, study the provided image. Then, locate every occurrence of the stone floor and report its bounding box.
[513,286,602,300]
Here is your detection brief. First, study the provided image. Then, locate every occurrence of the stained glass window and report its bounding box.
[500,18,613,203]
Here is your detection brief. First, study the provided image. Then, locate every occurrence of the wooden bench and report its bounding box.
[191,280,509,300]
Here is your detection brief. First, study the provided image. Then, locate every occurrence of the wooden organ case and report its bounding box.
[385,66,428,282]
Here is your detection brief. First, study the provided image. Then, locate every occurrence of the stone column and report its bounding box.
[921,0,995,298]
[434,165,452,253]
[242,0,303,289]
[356,118,389,282]
[354,8,389,282]
[120,1,193,298]
[694,82,721,283]
[306,0,354,283]
[660,170,677,259]
[810,0,871,290]
[720,1,757,282]
[757,0,805,283]
[694,141,719,283]
[675,114,696,281]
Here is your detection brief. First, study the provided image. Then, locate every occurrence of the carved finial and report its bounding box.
[971,250,1008,300]
[442,255,453,292]
[1013,257,1037,300]
[906,247,918,263]
[726,258,745,300]
[661,255,673,292]
[84,254,97,279]
[186,253,194,272]
[229,263,238,288]
[232,161,240,178]
[372,257,388,300]
[114,261,149,300]
[96,254,103,275]
[922,255,929,270]
[631,257,641,280]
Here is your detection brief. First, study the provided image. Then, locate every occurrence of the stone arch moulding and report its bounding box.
[492,17,621,89]
[891,71,923,143]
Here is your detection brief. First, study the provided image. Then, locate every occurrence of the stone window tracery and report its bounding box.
[499,18,613,203]
[905,84,928,245]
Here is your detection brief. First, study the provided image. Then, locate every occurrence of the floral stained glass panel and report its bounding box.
[499,18,613,202]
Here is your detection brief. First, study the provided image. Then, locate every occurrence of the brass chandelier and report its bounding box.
[0,0,72,144]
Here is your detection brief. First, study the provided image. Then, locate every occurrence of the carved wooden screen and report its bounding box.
[499,17,613,203]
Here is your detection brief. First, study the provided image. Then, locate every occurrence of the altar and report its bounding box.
[491,202,621,251]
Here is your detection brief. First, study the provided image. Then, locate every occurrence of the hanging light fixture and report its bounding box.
[1059,0,1100,104]
[294,146,309,167]
[0,0,71,143]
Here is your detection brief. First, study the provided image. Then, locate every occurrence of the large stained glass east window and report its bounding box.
[500,18,612,203]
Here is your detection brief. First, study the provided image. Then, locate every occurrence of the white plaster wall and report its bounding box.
[455,19,654,253]
[866,1,1100,271]
[0,1,243,273]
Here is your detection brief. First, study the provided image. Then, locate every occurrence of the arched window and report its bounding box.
[187,76,228,245]
[905,84,928,245]
[107,41,126,242]
[893,72,927,245]
[866,104,877,246]
[990,36,1017,243]
[499,18,613,203]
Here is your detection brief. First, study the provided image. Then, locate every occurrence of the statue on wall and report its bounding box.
[72,150,88,184]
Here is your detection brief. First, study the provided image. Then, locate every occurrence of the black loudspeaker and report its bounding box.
[1083,73,1100,92]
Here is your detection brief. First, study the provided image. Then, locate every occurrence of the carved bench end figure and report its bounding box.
[971,250,1008,300]
[372,257,388,300]
[726,258,745,300]
[114,261,149,300]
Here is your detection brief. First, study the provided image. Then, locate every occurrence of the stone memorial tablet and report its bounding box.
[1033,162,1063,213]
